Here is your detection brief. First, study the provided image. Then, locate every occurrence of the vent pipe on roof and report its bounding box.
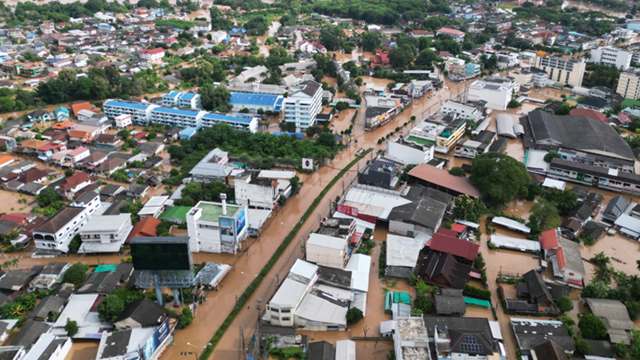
[220,193,227,215]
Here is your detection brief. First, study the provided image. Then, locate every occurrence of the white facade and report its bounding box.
[617,70,640,99]
[534,55,586,87]
[589,46,632,70]
[265,260,318,327]
[234,174,290,210]
[283,81,323,131]
[306,233,349,269]
[23,334,71,360]
[78,214,133,253]
[186,201,249,253]
[161,91,202,110]
[440,100,483,122]
[114,114,132,128]
[33,199,100,253]
[386,140,434,166]
[467,77,518,110]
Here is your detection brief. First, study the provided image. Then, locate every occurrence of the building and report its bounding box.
[522,110,636,173]
[385,234,425,279]
[22,334,71,360]
[436,27,465,41]
[161,91,201,110]
[539,229,585,288]
[392,317,431,360]
[414,230,479,288]
[188,148,231,182]
[264,260,318,327]
[32,205,95,253]
[388,192,448,237]
[358,158,402,190]
[454,130,496,159]
[229,91,284,113]
[467,76,518,110]
[386,139,435,166]
[440,100,484,123]
[602,195,630,224]
[283,80,323,131]
[424,316,504,359]
[534,54,586,87]
[408,164,480,198]
[364,96,401,130]
[78,214,133,253]
[53,293,111,339]
[589,46,632,70]
[96,321,171,360]
[511,318,575,358]
[616,69,640,99]
[549,159,640,195]
[103,100,258,133]
[186,200,248,253]
[234,171,292,210]
[306,233,350,269]
[140,48,165,64]
[114,114,132,128]
[584,298,635,345]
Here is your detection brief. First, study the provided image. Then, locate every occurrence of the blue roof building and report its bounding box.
[179,127,198,140]
[229,92,284,113]
[161,91,201,110]
[55,106,70,121]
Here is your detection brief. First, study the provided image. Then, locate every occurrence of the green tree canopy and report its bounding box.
[470,153,530,207]
[200,84,231,113]
[579,313,608,340]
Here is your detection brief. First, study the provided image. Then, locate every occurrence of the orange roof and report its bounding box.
[68,130,89,139]
[0,154,14,166]
[128,216,160,242]
[539,228,558,250]
[52,120,74,129]
[70,101,93,116]
[408,165,480,198]
[19,139,48,150]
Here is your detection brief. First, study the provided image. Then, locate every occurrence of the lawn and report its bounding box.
[159,206,192,224]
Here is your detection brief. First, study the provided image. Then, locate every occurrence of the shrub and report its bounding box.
[178,307,193,329]
[63,263,88,287]
[463,285,491,300]
[555,296,573,313]
[579,313,608,340]
[65,319,78,337]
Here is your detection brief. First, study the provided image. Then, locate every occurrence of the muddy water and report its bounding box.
[581,233,640,283]
[563,0,627,18]
[65,342,98,360]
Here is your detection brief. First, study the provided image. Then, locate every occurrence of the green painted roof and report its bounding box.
[464,297,491,308]
[160,206,191,224]
[406,135,435,146]
[197,201,241,222]
[94,264,117,273]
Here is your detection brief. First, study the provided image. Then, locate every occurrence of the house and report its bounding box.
[29,295,66,321]
[388,194,447,237]
[408,164,480,198]
[358,158,402,190]
[0,268,40,294]
[11,320,51,348]
[385,234,427,279]
[530,340,569,360]
[77,263,133,295]
[424,316,504,359]
[140,48,165,64]
[0,154,15,169]
[386,138,435,166]
[434,289,466,316]
[414,229,479,289]
[308,341,335,360]
[29,263,70,290]
[504,270,561,316]
[584,298,635,345]
[114,114,132,128]
[55,107,70,121]
[78,214,133,253]
[53,293,110,339]
[306,233,350,269]
[602,195,630,224]
[96,322,171,360]
[18,167,48,184]
[114,299,167,330]
[511,318,575,358]
[539,229,585,288]
[188,148,231,182]
[467,76,518,110]
[234,171,292,210]
[32,206,95,253]
[137,196,170,218]
[454,130,496,159]
[436,27,465,42]
[283,80,323,131]
[128,216,160,240]
[22,334,71,360]
[391,317,430,360]
[26,110,53,123]
[58,172,92,198]
[186,200,249,253]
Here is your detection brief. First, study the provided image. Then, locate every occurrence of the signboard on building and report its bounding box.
[302,158,314,171]
[337,204,359,217]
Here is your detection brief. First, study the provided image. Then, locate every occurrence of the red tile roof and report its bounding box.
[569,108,608,123]
[556,248,566,269]
[70,101,93,116]
[409,165,480,198]
[451,223,466,234]
[60,172,90,191]
[539,229,558,250]
[428,231,479,262]
[128,216,160,242]
[0,213,28,225]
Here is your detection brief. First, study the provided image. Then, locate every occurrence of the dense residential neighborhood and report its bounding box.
[0,0,638,359]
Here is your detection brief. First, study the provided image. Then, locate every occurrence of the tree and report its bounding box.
[448,167,465,176]
[209,6,231,30]
[98,294,125,322]
[452,196,486,222]
[470,153,530,207]
[63,263,88,287]
[415,49,439,67]
[65,319,78,337]
[574,336,591,356]
[555,103,572,115]
[200,84,231,112]
[591,252,613,283]
[389,45,415,69]
[361,31,382,52]
[346,307,363,325]
[177,307,193,329]
[583,63,621,89]
[319,26,344,51]
[528,199,561,236]
[579,313,608,340]
[555,296,573,313]
[244,16,268,36]
[541,189,578,216]
[507,99,521,108]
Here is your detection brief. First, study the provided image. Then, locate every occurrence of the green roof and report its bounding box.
[622,99,640,109]
[464,297,491,308]
[94,264,117,273]
[197,201,241,223]
[406,135,435,146]
[160,206,191,224]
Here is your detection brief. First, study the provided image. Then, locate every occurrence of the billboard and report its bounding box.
[337,204,359,217]
[142,318,171,360]
[235,207,246,234]
[219,216,235,237]
[131,242,192,271]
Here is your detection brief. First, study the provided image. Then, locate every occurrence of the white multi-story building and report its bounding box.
[114,114,132,128]
[617,70,640,99]
[103,100,259,133]
[265,260,318,327]
[589,46,632,70]
[283,80,323,131]
[534,55,586,87]
[78,214,133,253]
[306,233,350,269]
[234,171,292,210]
[186,200,249,253]
[32,205,96,253]
[161,91,202,110]
[440,100,484,123]
[467,77,519,110]
[386,139,434,166]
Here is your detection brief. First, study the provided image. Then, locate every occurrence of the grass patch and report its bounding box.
[198,148,372,360]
